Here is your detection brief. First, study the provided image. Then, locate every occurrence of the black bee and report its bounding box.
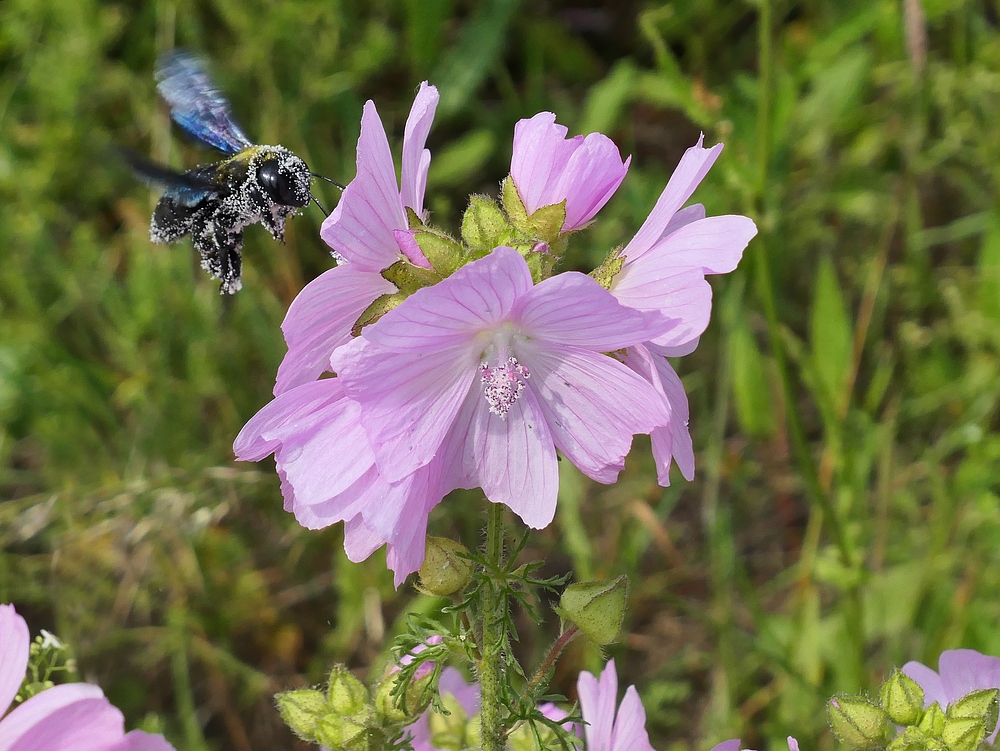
[127,51,336,294]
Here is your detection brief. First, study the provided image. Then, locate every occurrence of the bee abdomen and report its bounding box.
[150,195,200,244]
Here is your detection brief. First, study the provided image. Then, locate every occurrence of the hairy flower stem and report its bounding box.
[526,625,579,695]
[480,502,506,751]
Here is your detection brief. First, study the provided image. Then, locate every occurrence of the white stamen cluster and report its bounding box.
[480,356,530,419]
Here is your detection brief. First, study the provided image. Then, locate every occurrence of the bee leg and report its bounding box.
[150,195,197,244]
[191,214,245,294]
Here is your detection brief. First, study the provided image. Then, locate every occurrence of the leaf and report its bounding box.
[729,320,776,438]
[977,212,1000,322]
[810,256,852,414]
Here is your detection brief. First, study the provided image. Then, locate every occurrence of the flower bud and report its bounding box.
[314,715,370,751]
[275,688,329,741]
[920,703,946,737]
[887,727,928,751]
[462,196,509,251]
[880,670,925,726]
[327,665,369,717]
[418,537,473,597]
[828,695,891,750]
[375,670,433,724]
[948,689,999,735]
[941,717,986,751]
[556,576,629,645]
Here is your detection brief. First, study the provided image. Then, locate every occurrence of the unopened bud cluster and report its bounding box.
[830,670,999,751]
[276,664,433,751]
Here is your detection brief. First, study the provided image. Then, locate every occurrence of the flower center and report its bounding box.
[480,356,530,419]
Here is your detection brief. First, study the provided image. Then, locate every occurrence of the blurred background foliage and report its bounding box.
[1,0,1000,748]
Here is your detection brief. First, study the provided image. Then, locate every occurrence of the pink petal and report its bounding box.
[439,667,480,716]
[515,271,669,351]
[611,263,713,350]
[657,337,700,357]
[644,215,757,275]
[343,514,385,562]
[938,649,1000,706]
[332,337,478,482]
[0,686,119,751]
[106,732,176,751]
[392,229,433,269]
[362,246,534,353]
[551,135,629,230]
[578,661,618,751]
[638,346,695,483]
[400,82,439,216]
[0,605,29,718]
[275,263,396,395]
[320,100,407,271]
[234,379,345,462]
[521,344,670,483]
[711,741,743,751]
[510,113,581,213]
[610,686,655,751]
[448,383,558,529]
[901,660,948,708]
[660,203,706,240]
[622,135,724,262]
[787,738,800,751]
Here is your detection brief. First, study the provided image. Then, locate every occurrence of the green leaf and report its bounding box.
[729,320,776,437]
[810,255,852,413]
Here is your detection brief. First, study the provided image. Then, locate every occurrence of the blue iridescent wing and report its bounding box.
[155,51,253,155]
[121,147,218,206]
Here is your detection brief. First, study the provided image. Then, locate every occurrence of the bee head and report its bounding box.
[256,150,310,208]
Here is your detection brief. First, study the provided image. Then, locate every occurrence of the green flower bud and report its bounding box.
[428,692,470,750]
[887,727,928,751]
[941,717,986,751]
[461,196,509,251]
[327,665,369,717]
[465,712,483,749]
[275,688,329,741]
[949,689,999,735]
[556,576,629,645]
[374,670,433,724]
[828,695,892,750]
[418,537,473,596]
[315,714,370,751]
[920,703,946,737]
[881,670,925,725]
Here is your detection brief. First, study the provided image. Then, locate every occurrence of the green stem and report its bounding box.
[480,502,506,751]
[526,626,579,695]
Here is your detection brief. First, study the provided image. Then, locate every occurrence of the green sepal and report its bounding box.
[554,575,628,645]
[381,259,442,294]
[327,665,369,717]
[527,200,567,244]
[888,727,930,751]
[502,176,530,233]
[920,703,946,738]
[590,247,625,290]
[414,230,465,277]
[352,291,409,337]
[948,689,999,734]
[375,670,433,723]
[828,695,892,750]
[406,206,426,230]
[941,717,985,751]
[880,670,925,726]
[314,714,370,751]
[462,195,509,251]
[418,537,473,597]
[275,688,329,742]
[523,250,557,284]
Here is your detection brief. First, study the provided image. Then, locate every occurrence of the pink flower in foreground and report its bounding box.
[610,136,757,485]
[233,378,446,586]
[0,604,174,751]
[712,738,800,751]
[331,246,671,531]
[510,112,630,232]
[577,660,654,751]
[275,82,440,395]
[903,649,1000,743]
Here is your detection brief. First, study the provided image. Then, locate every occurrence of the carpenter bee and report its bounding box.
[127,51,337,294]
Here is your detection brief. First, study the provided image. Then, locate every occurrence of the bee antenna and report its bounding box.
[310,172,345,190]
[310,193,329,217]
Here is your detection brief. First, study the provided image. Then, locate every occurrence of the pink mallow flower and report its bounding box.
[610,135,757,485]
[0,604,174,751]
[331,245,671,531]
[577,659,654,751]
[510,112,630,232]
[903,649,1000,743]
[233,378,447,587]
[275,82,440,396]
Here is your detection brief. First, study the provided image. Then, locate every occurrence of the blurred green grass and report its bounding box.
[3,0,1000,749]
